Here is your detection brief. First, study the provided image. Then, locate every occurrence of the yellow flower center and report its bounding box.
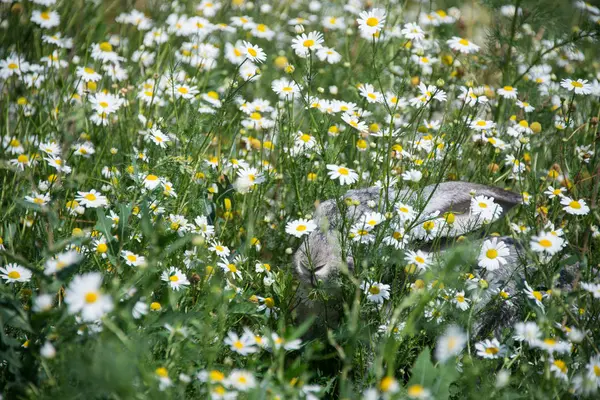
[485,347,499,355]
[127,254,137,262]
[8,63,18,70]
[233,340,244,349]
[423,221,435,231]
[264,297,275,308]
[155,367,168,378]
[553,360,567,373]
[366,17,379,27]
[98,101,109,108]
[459,38,469,46]
[84,193,97,201]
[247,48,257,57]
[178,87,189,94]
[379,376,395,392]
[478,202,488,209]
[146,174,158,181]
[296,225,306,232]
[84,67,95,74]
[369,285,381,295]
[533,291,543,301]
[85,292,98,303]
[539,239,552,248]
[97,243,108,253]
[209,370,224,381]
[338,167,349,175]
[8,271,21,279]
[415,256,425,264]
[569,201,581,209]
[303,39,315,47]
[169,275,179,282]
[41,12,51,20]
[250,112,262,120]
[17,154,29,163]
[99,42,113,52]
[408,384,424,396]
[486,249,498,259]
[227,264,237,273]
[571,81,583,88]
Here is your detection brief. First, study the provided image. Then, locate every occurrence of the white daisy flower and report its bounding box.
[401,22,425,41]
[513,321,541,345]
[226,370,256,391]
[435,325,467,362]
[326,164,359,185]
[241,41,266,63]
[361,281,391,304]
[31,10,60,29]
[497,85,518,99]
[357,8,386,36]
[291,31,324,58]
[121,250,146,267]
[544,186,566,199]
[76,66,102,82]
[581,282,600,298]
[64,272,113,322]
[560,78,592,95]
[404,250,432,271]
[76,189,108,208]
[224,330,258,356]
[209,241,230,257]
[359,83,383,103]
[452,290,470,310]
[560,197,590,215]
[475,338,505,359]
[478,238,510,271]
[471,195,503,222]
[285,218,317,238]
[161,267,190,291]
[447,36,480,53]
[530,231,564,255]
[0,263,32,283]
[523,281,546,310]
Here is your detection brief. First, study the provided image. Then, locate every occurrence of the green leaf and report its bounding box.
[94,208,113,239]
[408,347,459,400]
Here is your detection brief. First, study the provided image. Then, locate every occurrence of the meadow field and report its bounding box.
[1,0,600,398]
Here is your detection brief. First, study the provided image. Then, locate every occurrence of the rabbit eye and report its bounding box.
[313,263,327,272]
[303,262,326,272]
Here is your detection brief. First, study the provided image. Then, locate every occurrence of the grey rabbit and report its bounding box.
[291,181,578,338]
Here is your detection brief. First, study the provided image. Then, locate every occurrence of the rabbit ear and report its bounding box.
[417,181,522,237]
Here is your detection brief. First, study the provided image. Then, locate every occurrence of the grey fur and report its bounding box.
[292,181,526,336]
